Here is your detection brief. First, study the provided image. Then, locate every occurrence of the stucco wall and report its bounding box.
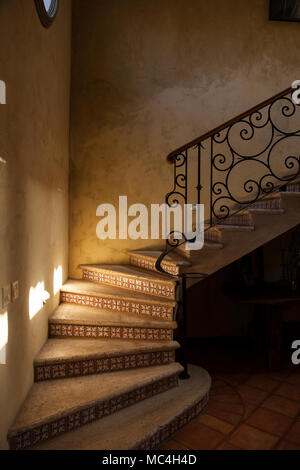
[70,0,300,279]
[0,0,71,449]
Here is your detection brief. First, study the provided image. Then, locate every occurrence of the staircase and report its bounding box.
[8,260,211,450]
[8,86,300,450]
[178,180,300,285]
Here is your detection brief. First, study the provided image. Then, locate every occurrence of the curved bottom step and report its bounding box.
[29,365,211,450]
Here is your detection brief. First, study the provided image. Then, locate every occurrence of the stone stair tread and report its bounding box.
[180,240,223,252]
[9,363,183,438]
[80,264,177,283]
[280,191,300,197]
[129,250,192,266]
[35,338,179,365]
[29,365,210,450]
[61,280,176,307]
[203,240,224,249]
[50,304,177,329]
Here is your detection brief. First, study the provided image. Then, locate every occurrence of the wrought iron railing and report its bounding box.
[156,86,300,378]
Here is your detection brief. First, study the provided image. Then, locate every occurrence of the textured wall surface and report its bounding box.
[0,0,71,449]
[70,0,300,278]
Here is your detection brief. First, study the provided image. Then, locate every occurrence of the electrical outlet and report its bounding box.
[2,285,11,308]
[12,281,19,302]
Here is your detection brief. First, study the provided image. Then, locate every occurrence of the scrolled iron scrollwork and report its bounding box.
[210,90,300,221]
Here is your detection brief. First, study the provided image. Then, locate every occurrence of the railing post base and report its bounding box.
[179,369,190,380]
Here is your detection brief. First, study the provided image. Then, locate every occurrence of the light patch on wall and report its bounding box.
[0,312,8,365]
[53,266,63,295]
[29,281,50,320]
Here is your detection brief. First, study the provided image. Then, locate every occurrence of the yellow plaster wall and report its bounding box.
[0,0,71,449]
[70,0,300,278]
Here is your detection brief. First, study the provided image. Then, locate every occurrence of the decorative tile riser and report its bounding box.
[249,198,281,210]
[34,351,176,382]
[204,229,222,243]
[49,322,173,341]
[9,374,179,450]
[286,183,300,192]
[129,255,179,276]
[134,392,210,450]
[82,269,176,300]
[217,213,252,226]
[192,225,221,243]
[60,292,174,321]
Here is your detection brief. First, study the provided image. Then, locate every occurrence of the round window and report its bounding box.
[35,0,59,28]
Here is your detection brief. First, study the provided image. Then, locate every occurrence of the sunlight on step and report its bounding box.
[0,312,8,365]
[29,281,49,320]
[53,266,63,295]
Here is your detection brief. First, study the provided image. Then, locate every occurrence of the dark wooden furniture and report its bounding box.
[237,288,300,370]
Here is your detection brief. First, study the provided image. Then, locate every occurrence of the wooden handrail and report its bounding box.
[167,87,293,164]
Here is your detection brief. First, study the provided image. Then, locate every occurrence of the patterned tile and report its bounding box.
[60,291,174,320]
[82,269,176,299]
[250,197,281,210]
[130,255,179,276]
[134,393,209,450]
[49,322,173,341]
[219,213,252,226]
[34,351,176,382]
[10,374,180,450]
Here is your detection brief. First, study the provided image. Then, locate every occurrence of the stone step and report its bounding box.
[80,264,177,300]
[60,280,176,322]
[34,338,179,382]
[129,250,191,275]
[49,304,177,341]
[28,365,211,450]
[214,224,255,232]
[8,363,183,450]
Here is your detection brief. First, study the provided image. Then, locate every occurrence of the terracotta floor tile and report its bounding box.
[286,373,300,386]
[198,413,235,435]
[174,421,224,450]
[246,407,293,436]
[160,440,189,450]
[236,384,268,406]
[263,394,300,418]
[285,421,300,445]
[216,441,241,450]
[206,401,244,425]
[277,383,300,402]
[211,385,235,397]
[211,393,242,405]
[276,440,300,450]
[207,400,244,415]
[245,375,279,393]
[215,373,250,387]
[243,403,257,419]
[206,410,242,426]
[228,424,279,450]
[266,370,291,382]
